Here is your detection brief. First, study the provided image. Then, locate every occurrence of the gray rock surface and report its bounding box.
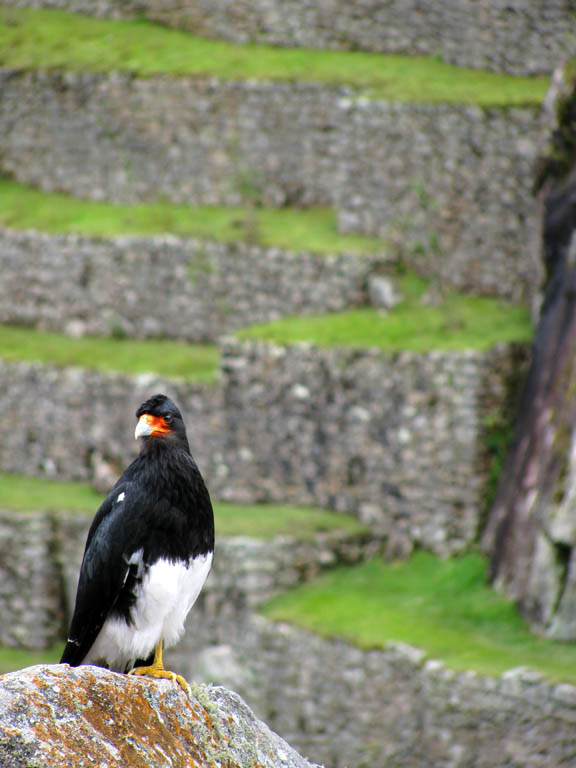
[0,664,321,768]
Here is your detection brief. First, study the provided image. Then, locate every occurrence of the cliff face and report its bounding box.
[483,66,576,639]
[0,664,319,768]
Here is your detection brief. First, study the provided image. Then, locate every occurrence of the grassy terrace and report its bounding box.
[0,179,383,256]
[238,276,534,352]
[0,7,548,106]
[0,472,367,540]
[0,325,220,381]
[263,553,576,684]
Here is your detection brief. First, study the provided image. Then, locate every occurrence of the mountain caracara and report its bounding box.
[60,394,215,692]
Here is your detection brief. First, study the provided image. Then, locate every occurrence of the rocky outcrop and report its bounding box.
[483,65,576,639]
[0,664,320,768]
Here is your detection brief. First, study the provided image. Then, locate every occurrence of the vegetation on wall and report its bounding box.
[0,7,548,106]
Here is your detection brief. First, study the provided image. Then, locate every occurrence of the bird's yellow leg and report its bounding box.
[129,641,190,694]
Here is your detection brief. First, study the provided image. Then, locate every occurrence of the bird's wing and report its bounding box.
[60,483,136,666]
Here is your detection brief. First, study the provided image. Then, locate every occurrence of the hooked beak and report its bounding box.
[135,413,173,439]
[135,414,154,439]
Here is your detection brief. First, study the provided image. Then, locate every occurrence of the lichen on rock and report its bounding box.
[0,664,320,768]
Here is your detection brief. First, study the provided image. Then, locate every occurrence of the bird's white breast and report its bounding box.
[84,551,213,671]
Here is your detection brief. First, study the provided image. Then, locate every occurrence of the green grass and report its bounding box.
[0,179,383,255]
[0,325,220,381]
[0,8,548,106]
[214,502,367,540]
[0,472,103,512]
[0,472,366,539]
[262,552,576,683]
[0,645,62,675]
[237,281,533,351]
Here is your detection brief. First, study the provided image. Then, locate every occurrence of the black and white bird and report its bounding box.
[60,394,214,691]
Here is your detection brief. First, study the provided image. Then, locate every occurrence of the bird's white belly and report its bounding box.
[84,552,213,671]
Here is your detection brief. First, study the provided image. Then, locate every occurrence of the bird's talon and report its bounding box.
[128,644,191,696]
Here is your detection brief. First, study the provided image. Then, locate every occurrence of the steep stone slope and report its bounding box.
[0,664,320,768]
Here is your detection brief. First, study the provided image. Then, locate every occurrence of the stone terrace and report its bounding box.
[0,6,559,766]
[0,73,546,302]
[4,0,574,74]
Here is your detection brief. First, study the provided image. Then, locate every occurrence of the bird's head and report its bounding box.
[134,394,188,447]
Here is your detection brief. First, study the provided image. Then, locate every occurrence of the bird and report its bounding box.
[60,393,214,692]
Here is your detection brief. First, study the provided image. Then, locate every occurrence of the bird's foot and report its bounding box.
[129,664,191,696]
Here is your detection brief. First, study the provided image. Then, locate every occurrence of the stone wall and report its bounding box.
[4,0,574,75]
[0,511,62,648]
[0,71,545,302]
[177,613,576,768]
[0,230,383,341]
[0,359,223,483]
[0,339,527,555]
[218,340,527,556]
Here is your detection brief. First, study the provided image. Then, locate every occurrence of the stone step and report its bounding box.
[0,323,220,378]
[0,179,384,255]
[0,8,549,100]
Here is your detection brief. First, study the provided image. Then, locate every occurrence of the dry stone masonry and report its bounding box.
[0,230,384,341]
[178,614,576,768]
[0,72,546,301]
[0,359,222,484]
[218,340,527,556]
[0,338,527,556]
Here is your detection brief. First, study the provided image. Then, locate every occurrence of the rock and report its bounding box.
[0,664,321,768]
[367,275,401,310]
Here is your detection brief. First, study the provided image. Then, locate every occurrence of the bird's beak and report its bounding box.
[135,414,154,439]
[135,413,172,439]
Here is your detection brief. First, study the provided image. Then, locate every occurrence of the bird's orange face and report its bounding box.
[134,413,173,439]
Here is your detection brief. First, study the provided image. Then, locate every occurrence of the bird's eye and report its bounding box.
[164,414,173,424]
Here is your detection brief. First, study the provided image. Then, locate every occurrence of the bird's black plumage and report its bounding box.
[61,394,214,675]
